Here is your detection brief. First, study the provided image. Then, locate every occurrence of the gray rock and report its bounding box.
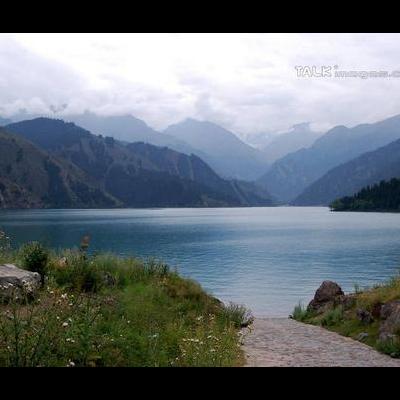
[380,300,400,320]
[308,281,344,313]
[357,332,369,341]
[0,264,41,302]
[379,300,400,342]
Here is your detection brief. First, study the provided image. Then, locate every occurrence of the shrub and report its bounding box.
[51,250,105,293]
[377,336,400,358]
[20,242,49,280]
[321,306,344,327]
[292,302,310,321]
[219,302,254,328]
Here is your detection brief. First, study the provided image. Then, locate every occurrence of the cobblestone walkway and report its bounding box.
[243,318,400,367]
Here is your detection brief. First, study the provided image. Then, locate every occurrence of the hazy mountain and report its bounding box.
[258,114,400,203]
[0,116,12,126]
[262,123,321,163]
[164,118,269,180]
[6,118,273,208]
[0,128,117,209]
[243,131,277,149]
[63,111,198,154]
[293,138,400,205]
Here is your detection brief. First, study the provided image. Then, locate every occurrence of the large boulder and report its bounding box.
[379,300,400,342]
[0,264,41,302]
[308,281,344,313]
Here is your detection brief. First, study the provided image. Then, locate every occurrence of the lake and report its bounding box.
[1,207,400,317]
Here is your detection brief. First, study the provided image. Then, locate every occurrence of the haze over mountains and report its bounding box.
[2,118,273,208]
[258,114,400,203]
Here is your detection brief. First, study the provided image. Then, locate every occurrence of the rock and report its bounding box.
[356,309,374,325]
[371,302,383,319]
[357,332,369,341]
[380,300,400,320]
[0,264,41,302]
[308,281,344,313]
[379,300,400,342]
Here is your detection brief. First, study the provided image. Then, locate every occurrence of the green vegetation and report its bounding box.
[330,178,400,212]
[292,276,400,357]
[0,236,250,367]
[20,242,49,281]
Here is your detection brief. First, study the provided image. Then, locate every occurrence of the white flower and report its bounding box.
[62,322,69,328]
[67,360,75,367]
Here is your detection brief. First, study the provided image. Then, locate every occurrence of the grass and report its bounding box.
[0,240,250,367]
[292,275,400,357]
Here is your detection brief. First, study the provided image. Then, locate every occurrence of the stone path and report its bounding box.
[243,318,400,367]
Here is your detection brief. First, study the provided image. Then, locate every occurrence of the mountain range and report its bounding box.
[164,118,269,180]
[258,114,400,203]
[0,127,117,208]
[293,137,400,205]
[261,123,322,164]
[2,118,273,209]
[7,112,270,181]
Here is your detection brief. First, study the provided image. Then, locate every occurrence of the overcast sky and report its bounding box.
[1,33,400,140]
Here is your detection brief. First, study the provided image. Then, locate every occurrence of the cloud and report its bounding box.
[2,33,400,141]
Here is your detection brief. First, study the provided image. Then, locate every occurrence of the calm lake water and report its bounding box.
[1,207,400,316]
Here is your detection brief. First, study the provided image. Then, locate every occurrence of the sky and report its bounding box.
[1,33,400,141]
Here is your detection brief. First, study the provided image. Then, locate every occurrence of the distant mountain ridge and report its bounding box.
[293,137,400,205]
[164,118,269,180]
[261,123,321,163]
[6,112,270,180]
[4,118,273,208]
[258,114,400,203]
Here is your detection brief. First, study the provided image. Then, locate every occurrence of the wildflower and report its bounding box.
[61,293,68,299]
[66,338,76,343]
[62,322,69,328]
[67,360,75,367]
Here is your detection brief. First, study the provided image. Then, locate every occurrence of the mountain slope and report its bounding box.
[293,138,400,205]
[0,117,12,126]
[64,111,198,155]
[262,123,321,163]
[6,118,273,207]
[258,114,400,203]
[0,128,118,208]
[164,119,269,180]
[330,178,400,212]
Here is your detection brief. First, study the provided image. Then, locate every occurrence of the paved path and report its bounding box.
[243,318,400,367]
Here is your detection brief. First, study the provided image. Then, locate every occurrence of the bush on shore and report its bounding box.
[0,238,249,367]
